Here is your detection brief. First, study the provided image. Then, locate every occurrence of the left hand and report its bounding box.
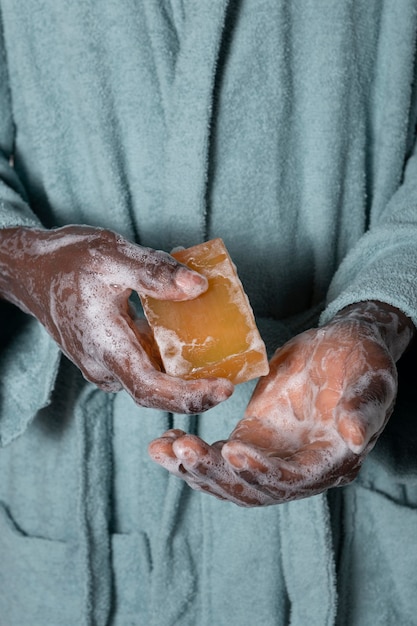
[148,301,414,506]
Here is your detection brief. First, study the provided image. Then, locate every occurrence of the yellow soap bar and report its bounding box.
[140,238,269,384]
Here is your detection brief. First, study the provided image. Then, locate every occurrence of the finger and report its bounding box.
[117,359,234,414]
[148,433,230,501]
[78,303,234,413]
[79,228,208,301]
[125,368,234,414]
[335,368,397,453]
[132,317,164,370]
[221,439,351,500]
[280,444,360,492]
[91,312,233,412]
[335,412,368,454]
[148,430,189,476]
[222,440,299,500]
[106,238,209,301]
[170,435,275,506]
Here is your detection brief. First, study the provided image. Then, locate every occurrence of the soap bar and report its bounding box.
[140,238,269,384]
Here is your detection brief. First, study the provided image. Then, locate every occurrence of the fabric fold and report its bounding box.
[279,495,337,626]
[0,4,59,446]
[76,386,114,625]
[0,309,61,447]
[163,0,231,250]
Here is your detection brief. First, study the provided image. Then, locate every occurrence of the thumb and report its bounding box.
[335,369,397,454]
[105,239,208,301]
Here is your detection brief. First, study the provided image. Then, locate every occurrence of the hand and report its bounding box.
[0,225,233,412]
[148,302,414,506]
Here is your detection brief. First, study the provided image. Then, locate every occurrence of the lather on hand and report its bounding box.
[148,301,415,506]
[0,225,234,413]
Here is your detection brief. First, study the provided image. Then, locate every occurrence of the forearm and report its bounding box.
[0,226,56,317]
[331,300,415,362]
[0,226,32,309]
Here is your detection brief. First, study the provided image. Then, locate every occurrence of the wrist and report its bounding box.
[0,226,47,313]
[330,300,415,362]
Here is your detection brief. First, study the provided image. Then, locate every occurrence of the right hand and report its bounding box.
[149,301,410,505]
[0,225,234,412]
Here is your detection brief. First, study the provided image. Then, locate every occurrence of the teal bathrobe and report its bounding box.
[1,1,417,624]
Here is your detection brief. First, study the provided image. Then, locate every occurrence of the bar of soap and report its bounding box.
[140,238,269,384]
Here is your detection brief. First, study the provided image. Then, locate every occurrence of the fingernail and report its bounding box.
[227,452,248,470]
[178,447,198,464]
[349,423,366,447]
[163,429,186,439]
[338,415,368,454]
[175,267,208,296]
[214,379,234,401]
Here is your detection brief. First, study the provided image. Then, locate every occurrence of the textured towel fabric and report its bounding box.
[0,1,417,625]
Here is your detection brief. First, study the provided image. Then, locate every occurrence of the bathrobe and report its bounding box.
[0,1,417,624]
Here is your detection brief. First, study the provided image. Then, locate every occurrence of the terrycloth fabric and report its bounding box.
[1,1,417,624]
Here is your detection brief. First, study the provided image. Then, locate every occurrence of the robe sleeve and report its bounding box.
[321,134,417,329]
[0,12,61,447]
